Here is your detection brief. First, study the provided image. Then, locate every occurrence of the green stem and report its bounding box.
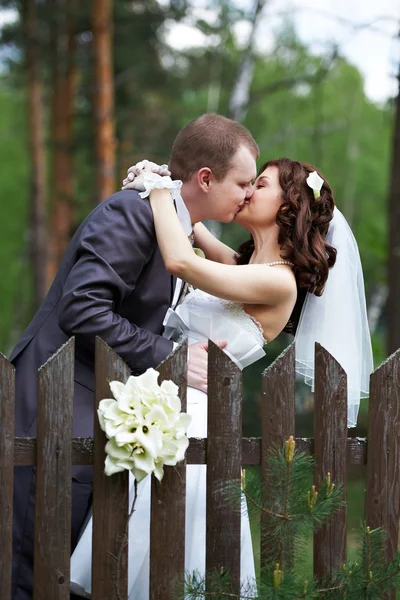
[281,457,293,569]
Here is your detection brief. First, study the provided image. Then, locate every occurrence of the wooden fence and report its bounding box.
[1,336,400,599]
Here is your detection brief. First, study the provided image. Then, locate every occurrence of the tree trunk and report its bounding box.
[92,0,116,202]
[368,283,388,335]
[228,0,266,122]
[388,63,400,355]
[46,0,77,288]
[342,96,361,227]
[22,0,47,310]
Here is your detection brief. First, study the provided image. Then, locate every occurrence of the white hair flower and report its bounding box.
[306,171,324,199]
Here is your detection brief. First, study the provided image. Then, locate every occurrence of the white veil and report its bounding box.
[294,207,374,427]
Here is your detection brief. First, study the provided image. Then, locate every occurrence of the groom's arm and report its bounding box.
[58,190,174,372]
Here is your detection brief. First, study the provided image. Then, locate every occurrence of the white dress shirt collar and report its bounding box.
[171,189,193,236]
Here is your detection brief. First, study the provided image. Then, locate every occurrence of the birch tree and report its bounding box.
[387,58,400,355]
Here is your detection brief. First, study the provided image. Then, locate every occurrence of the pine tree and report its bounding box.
[183,438,400,599]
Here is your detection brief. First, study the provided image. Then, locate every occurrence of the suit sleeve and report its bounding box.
[58,191,173,372]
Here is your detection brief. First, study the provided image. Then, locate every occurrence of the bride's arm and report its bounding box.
[150,189,295,305]
[193,222,237,265]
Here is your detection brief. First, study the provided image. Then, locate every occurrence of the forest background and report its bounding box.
[0,2,399,554]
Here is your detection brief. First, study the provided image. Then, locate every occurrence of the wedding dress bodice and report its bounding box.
[163,288,267,369]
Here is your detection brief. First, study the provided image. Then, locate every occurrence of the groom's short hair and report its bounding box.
[169,114,259,182]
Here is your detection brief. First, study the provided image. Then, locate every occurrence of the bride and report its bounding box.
[70,157,373,598]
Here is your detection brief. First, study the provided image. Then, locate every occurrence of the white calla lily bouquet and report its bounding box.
[98,368,191,482]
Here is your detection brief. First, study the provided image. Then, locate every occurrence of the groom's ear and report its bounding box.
[197,167,212,192]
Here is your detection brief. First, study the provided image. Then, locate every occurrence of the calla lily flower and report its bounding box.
[306,171,324,199]
[98,368,191,483]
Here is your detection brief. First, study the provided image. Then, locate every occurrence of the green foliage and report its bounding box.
[0,84,31,352]
[0,2,394,386]
[337,526,400,599]
[183,439,400,599]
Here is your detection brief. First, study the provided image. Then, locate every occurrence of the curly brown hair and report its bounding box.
[235,157,337,333]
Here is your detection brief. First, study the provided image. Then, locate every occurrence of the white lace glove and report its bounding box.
[121,159,181,198]
[122,160,171,190]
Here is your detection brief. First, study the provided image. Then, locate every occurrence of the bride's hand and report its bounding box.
[122,160,171,190]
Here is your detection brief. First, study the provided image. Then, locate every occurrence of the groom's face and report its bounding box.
[209,145,257,223]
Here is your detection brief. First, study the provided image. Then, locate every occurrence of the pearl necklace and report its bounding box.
[263,260,294,267]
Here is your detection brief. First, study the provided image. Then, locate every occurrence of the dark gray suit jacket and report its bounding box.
[10,189,174,451]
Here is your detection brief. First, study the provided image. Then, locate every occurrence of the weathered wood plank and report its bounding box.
[92,337,130,600]
[0,353,15,600]
[33,338,74,600]
[365,349,400,583]
[14,435,368,466]
[206,341,242,592]
[313,343,347,581]
[261,343,296,571]
[150,341,188,600]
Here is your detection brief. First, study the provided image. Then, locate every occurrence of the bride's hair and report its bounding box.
[235,157,337,333]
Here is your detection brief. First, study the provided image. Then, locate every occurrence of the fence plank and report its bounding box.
[33,338,74,600]
[313,343,347,581]
[150,341,188,600]
[365,349,400,586]
[206,341,242,592]
[260,342,296,571]
[92,337,131,600]
[0,353,15,600]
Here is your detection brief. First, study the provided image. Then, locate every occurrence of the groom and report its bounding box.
[10,113,258,600]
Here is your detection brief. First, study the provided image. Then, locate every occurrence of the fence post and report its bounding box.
[92,337,131,600]
[313,343,347,582]
[150,341,188,600]
[206,341,242,593]
[365,348,400,599]
[0,353,15,600]
[33,338,74,600]
[260,342,296,571]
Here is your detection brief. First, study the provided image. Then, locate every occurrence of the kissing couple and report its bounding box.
[10,113,373,600]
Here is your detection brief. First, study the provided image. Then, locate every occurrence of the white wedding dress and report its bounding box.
[70,289,267,598]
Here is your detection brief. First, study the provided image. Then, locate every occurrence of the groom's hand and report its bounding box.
[188,341,228,393]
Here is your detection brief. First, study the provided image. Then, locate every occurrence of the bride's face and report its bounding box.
[235,165,283,229]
